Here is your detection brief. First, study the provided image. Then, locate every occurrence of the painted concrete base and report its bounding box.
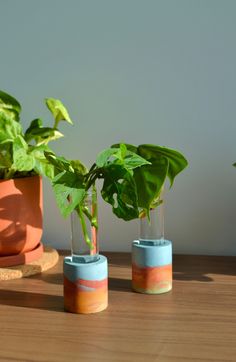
[64,255,108,314]
[132,240,172,294]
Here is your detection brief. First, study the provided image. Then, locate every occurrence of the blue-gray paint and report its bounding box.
[132,240,172,267]
[64,255,108,282]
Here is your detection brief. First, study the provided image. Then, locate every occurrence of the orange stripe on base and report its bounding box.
[132,263,172,294]
[64,277,108,314]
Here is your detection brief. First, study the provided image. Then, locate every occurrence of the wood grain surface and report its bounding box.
[0,252,236,362]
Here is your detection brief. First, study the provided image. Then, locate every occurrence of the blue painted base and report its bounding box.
[132,240,172,294]
[64,255,108,314]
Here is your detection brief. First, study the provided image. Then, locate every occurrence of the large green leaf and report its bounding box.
[138,144,188,187]
[110,142,188,215]
[133,155,169,210]
[45,98,73,128]
[12,136,35,171]
[52,171,86,217]
[0,90,21,121]
[30,145,55,179]
[101,164,139,220]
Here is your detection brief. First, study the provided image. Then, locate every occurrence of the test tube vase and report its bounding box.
[63,189,108,314]
[132,199,172,294]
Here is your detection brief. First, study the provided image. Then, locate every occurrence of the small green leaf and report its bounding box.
[96,147,120,167]
[123,152,151,171]
[120,143,127,159]
[45,98,73,127]
[25,118,43,135]
[112,143,138,154]
[70,160,88,175]
[44,151,73,173]
[0,90,21,121]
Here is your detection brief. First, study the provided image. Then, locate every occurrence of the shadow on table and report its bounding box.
[31,272,63,285]
[107,254,236,283]
[108,277,132,292]
[0,289,64,312]
[173,254,236,282]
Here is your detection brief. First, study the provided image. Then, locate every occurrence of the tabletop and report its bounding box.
[0,251,236,362]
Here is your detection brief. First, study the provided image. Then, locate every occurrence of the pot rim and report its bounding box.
[0,174,41,183]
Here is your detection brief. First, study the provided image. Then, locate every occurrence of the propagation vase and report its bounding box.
[132,199,172,294]
[64,189,108,314]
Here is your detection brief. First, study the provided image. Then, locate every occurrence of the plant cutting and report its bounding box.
[45,144,151,313]
[0,90,72,267]
[45,141,187,311]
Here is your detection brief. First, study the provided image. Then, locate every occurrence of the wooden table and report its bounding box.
[0,252,236,362]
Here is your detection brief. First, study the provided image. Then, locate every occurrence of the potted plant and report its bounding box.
[0,90,73,267]
[45,142,187,312]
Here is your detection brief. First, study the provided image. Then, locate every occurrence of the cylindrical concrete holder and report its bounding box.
[64,254,108,314]
[132,240,172,294]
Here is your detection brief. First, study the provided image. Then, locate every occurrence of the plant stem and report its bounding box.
[4,168,16,179]
[76,205,93,250]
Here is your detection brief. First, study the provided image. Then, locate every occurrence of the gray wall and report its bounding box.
[1,0,236,255]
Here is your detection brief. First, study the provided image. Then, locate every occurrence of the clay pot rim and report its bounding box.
[0,174,41,184]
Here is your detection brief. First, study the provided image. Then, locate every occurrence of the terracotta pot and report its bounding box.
[0,175,43,257]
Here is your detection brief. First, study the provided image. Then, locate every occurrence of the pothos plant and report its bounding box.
[45,140,188,250]
[0,90,73,180]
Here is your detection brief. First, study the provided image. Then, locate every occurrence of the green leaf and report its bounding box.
[96,147,120,167]
[101,164,139,220]
[44,151,73,173]
[0,115,23,144]
[133,155,169,211]
[96,145,150,172]
[30,144,55,179]
[12,136,35,171]
[138,144,188,187]
[0,143,13,169]
[25,116,64,145]
[0,90,21,121]
[123,152,151,171]
[52,171,86,217]
[233,163,236,167]
[112,143,138,154]
[25,118,43,135]
[70,160,88,175]
[45,98,73,127]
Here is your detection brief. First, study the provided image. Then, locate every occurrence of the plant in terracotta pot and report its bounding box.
[0,90,73,267]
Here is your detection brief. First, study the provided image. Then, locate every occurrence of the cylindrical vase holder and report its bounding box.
[132,240,172,294]
[64,255,108,314]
